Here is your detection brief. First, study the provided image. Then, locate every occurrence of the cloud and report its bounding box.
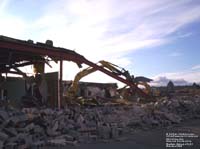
[1,0,200,85]
[0,0,29,38]
[0,0,9,11]
[177,32,193,38]
[151,76,190,86]
[192,64,200,70]
[152,68,200,86]
[27,0,200,61]
[23,0,200,84]
[2,0,200,58]
[169,52,182,57]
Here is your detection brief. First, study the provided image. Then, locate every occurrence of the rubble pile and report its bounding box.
[0,95,200,148]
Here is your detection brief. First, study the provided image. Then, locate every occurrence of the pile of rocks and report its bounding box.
[0,95,199,148]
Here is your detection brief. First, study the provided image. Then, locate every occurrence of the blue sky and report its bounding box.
[0,0,200,86]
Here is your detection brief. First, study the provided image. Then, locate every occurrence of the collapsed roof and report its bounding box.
[0,35,85,75]
[0,35,148,97]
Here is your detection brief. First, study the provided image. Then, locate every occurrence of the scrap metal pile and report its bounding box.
[0,94,200,148]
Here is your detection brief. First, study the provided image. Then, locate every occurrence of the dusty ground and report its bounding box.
[43,119,200,149]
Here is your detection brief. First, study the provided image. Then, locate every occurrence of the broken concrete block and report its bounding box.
[65,140,78,146]
[67,130,80,139]
[31,133,46,142]
[46,127,60,137]
[24,123,35,132]
[8,114,28,126]
[98,124,111,139]
[47,138,66,146]
[4,142,18,148]
[32,140,45,148]
[0,140,4,149]
[88,135,98,142]
[3,128,17,137]
[0,131,8,141]
[163,113,182,123]
[52,120,59,132]
[23,135,33,147]
[33,125,44,134]
[77,114,84,124]
[127,117,142,127]
[132,105,146,116]
[110,125,118,139]
[57,134,74,141]
[0,110,9,120]
[78,133,89,143]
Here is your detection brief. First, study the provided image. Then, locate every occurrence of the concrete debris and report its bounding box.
[0,95,199,148]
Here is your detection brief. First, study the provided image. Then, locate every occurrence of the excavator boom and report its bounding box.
[67,60,151,99]
[68,67,97,96]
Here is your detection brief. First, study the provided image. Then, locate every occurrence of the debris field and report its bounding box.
[0,36,200,149]
[0,95,200,148]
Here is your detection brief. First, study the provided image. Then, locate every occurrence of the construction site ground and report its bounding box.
[43,119,200,149]
[1,92,200,148]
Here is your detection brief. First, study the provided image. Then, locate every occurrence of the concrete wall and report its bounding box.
[1,77,25,101]
[45,72,58,107]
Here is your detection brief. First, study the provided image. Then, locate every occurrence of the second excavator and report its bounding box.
[66,60,153,101]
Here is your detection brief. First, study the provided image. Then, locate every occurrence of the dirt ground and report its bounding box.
[42,119,200,149]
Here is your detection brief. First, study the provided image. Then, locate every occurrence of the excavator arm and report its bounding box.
[67,67,97,97]
[67,60,152,99]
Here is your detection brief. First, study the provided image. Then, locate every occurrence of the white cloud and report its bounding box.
[177,32,193,38]
[192,64,200,70]
[151,76,189,86]
[0,0,9,12]
[1,0,200,85]
[152,69,200,86]
[0,16,27,37]
[28,0,200,60]
[169,52,182,57]
[0,0,31,39]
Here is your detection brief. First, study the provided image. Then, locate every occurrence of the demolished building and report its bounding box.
[0,35,200,148]
[0,35,151,108]
[63,81,118,99]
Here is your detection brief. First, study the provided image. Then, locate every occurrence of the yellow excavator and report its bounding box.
[66,60,153,101]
